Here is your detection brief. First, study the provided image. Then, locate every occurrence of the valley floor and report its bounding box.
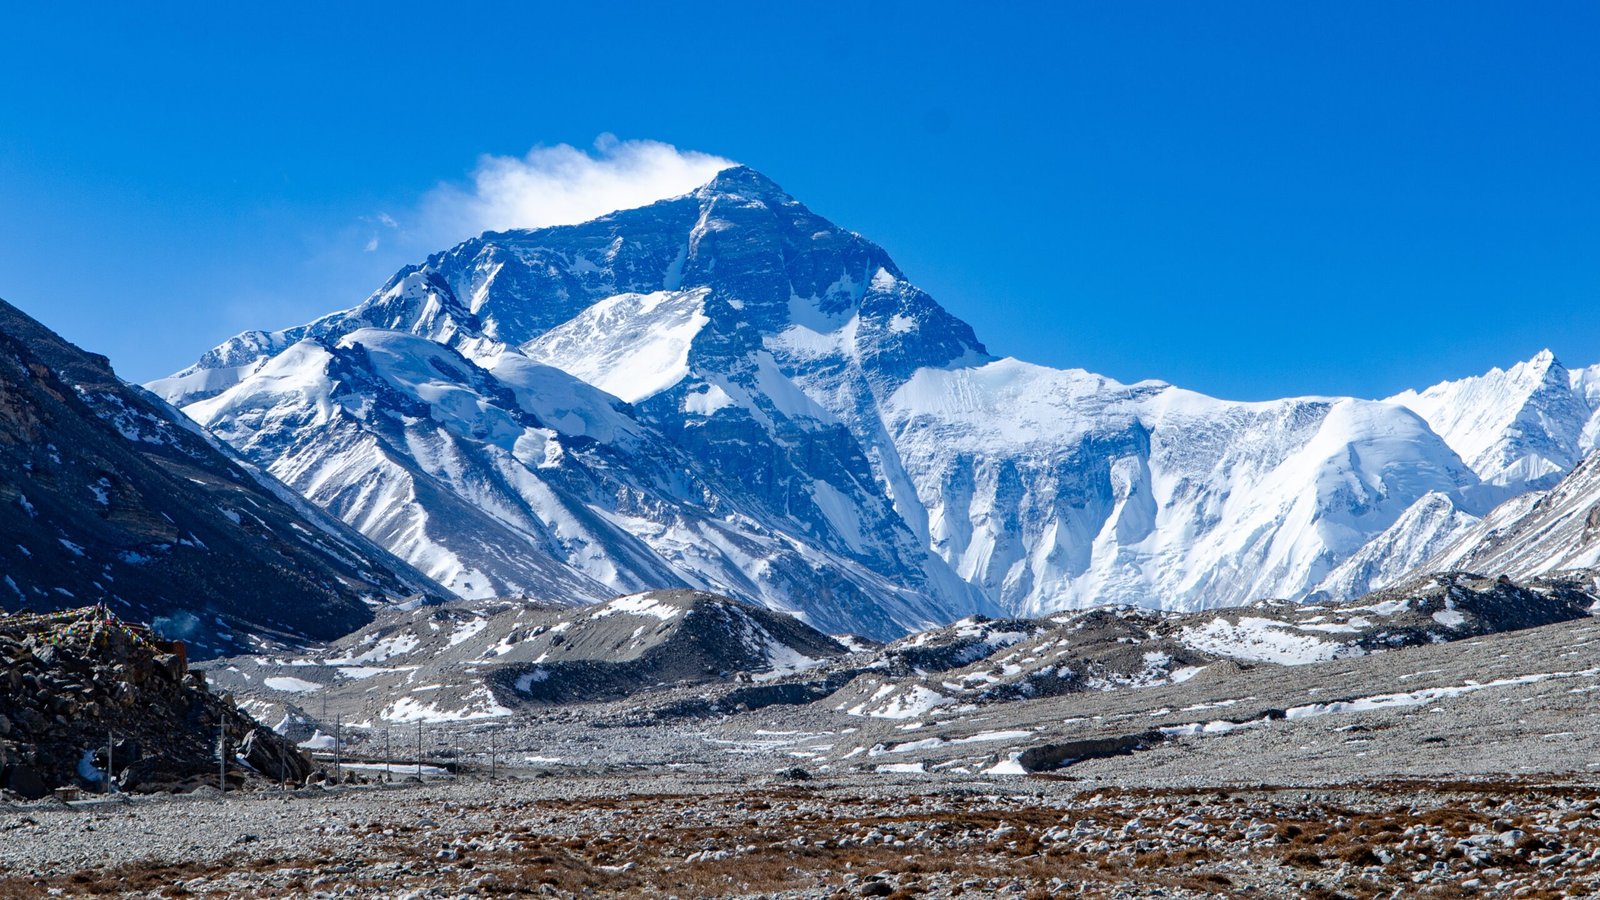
[3,768,1600,898]
[10,607,1600,897]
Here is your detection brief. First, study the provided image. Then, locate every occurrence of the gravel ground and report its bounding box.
[5,769,1600,898]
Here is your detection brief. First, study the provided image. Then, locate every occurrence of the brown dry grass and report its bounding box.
[5,778,1599,898]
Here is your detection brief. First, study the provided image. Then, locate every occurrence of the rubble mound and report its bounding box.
[822,573,1599,719]
[876,616,1053,675]
[488,590,849,705]
[0,606,311,799]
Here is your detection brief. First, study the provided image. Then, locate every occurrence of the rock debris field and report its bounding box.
[5,771,1600,898]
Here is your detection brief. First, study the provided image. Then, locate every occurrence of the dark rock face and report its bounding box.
[1016,732,1163,772]
[0,607,311,798]
[0,298,442,655]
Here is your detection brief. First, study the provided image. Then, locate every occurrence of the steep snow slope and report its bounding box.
[880,360,1483,614]
[153,165,1596,630]
[179,327,952,638]
[183,331,629,603]
[1313,492,1481,600]
[1417,449,1600,578]
[521,288,711,403]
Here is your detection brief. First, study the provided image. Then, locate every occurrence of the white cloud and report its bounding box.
[421,135,735,243]
[361,211,399,252]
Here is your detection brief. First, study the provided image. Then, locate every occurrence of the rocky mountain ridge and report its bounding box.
[206,572,1597,742]
[0,298,444,655]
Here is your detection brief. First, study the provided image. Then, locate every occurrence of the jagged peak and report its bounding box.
[1519,347,1567,379]
[1395,348,1570,403]
[1487,348,1573,397]
[1497,347,1560,374]
[695,165,795,204]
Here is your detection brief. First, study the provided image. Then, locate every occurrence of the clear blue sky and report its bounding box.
[2,2,1597,399]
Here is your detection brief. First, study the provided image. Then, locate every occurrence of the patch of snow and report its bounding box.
[887,314,917,334]
[326,633,421,665]
[875,762,926,774]
[514,668,550,692]
[263,676,322,693]
[521,289,710,404]
[869,686,954,720]
[381,688,512,722]
[1179,617,1354,666]
[448,618,489,647]
[684,382,737,417]
[984,752,1027,775]
[298,731,336,750]
[590,592,683,621]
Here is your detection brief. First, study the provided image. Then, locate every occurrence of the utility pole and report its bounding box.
[334,715,342,784]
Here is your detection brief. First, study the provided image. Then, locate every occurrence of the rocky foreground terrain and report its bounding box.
[5,770,1600,898]
[6,583,1600,896]
[206,573,1597,739]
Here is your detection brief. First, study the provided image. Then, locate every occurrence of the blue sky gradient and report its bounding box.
[2,2,1597,398]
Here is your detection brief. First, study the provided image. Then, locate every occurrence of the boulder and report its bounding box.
[238,729,313,784]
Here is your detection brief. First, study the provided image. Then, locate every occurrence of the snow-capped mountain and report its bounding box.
[879,361,1487,614]
[151,166,1598,633]
[1317,352,1600,598]
[1388,350,1600,493]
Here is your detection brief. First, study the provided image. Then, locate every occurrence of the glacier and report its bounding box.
[150,165,1600,636]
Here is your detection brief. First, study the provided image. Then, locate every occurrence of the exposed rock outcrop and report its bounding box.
[0,606,311,799]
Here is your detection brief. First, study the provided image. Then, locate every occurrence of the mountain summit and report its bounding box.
[151,169,1600,636]
[1389,350,1600,492]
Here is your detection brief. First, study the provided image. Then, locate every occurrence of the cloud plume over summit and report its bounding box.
[422,135,735,243]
